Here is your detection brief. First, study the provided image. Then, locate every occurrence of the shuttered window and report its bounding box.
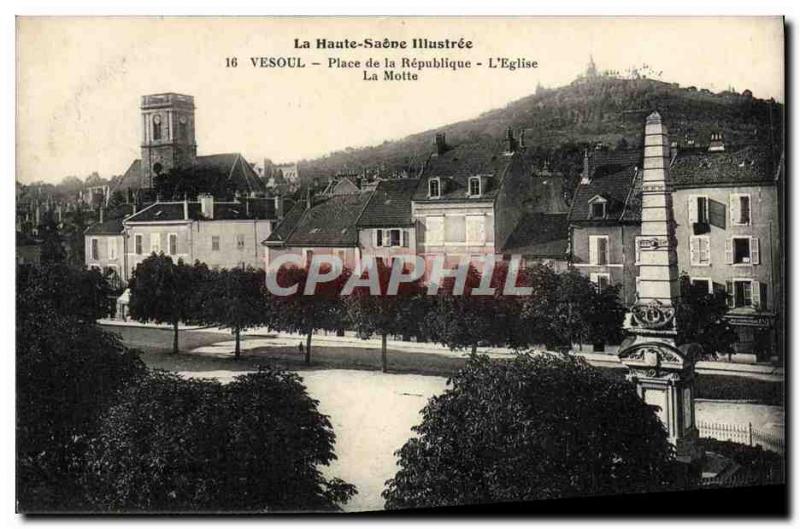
[426,217,444,245]
[466,216,486,244]
[730,193,752,226]
[690,236,710,265]
[589,235,609,265]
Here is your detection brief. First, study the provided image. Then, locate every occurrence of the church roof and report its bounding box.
[110,153,265,195]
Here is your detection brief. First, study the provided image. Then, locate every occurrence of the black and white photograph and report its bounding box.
[10,13,787,518]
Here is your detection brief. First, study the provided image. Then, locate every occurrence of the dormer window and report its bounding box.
[428,178,441,198]
[468,176,481,197]
[588,195,608,219]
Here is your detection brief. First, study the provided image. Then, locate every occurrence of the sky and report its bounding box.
[16,16,784,184]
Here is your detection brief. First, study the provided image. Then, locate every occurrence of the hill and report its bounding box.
[295,75,783,185]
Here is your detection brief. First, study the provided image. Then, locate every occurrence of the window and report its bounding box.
[150,233,160,254]
[168,233,178,256]
[466,216,486,244]
[426,216,444,245]
[236,234,245,250]
[589,235,609,265]
[689,277,712,295]
[389,229,401,247]
[591,202,606,219]
[135,234,143,255]
[468,177,481,197]
[90,238,99,260]
[689,195,709,223]
[428,178,441,198]
[689,236,711,266]
[152,114,162,140]
[590,272,611,290]
[728,279,761,308]
[445,215,466,243]
[108,238,117,260]
[730,193,751,225]
[211,236,220,252]
[727,237,759,265]
[375,229,404,248]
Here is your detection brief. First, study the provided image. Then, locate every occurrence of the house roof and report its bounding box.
[264,192,373,247]
[568,165,641,224]
[85,218,126,236]
[124,198,277,223]
[670,144,776,188]
[111,153,265,195]
[84,203,136,235]
[413,140,515,202]
[357,179,418,228]
[501,213,570,258]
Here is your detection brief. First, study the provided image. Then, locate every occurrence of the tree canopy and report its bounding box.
[84,370,356,512]
[383,354,676,509]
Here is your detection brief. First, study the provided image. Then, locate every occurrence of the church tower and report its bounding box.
[140,93,197,188]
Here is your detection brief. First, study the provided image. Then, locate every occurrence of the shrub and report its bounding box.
[84,370,356,512]
[383,354,676,509]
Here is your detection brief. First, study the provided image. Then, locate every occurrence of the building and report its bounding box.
[500,158,571,269]
[110,93,265,197]
[567,149,643,305]
[356,178,419,268]
[120,195,279,280]
[84,204,137,289]
[263,191,372,270]
[567,122,782,361]
[671,140,781,361]
[412,130,535,271]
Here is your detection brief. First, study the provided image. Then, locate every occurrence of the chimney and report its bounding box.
[580,150,591,184]
[434,133,447,155]
[199,194,214,219]
[183,198,189,220]
[274,195,284,219]
[708,132,725,152]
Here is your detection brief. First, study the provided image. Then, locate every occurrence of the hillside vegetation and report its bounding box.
[296,75,783,182]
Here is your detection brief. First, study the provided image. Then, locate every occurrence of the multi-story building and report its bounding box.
[568,123,782,361]
[567,149,643,306]
[671,140,781,361]
[356,179,419,269]
[121,195,279,279]
[84,204,136,288]
[412,130,566,272]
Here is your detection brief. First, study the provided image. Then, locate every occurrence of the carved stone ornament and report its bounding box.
[618,341,687,372]
[631,301,676,330]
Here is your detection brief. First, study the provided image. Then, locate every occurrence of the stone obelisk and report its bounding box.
[619,112,701,469]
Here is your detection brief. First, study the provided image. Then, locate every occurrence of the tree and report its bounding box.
[382,354,676,509]
[266,264,348,366]
[84,370,356,512]
[676,273,735,359]
[422,263,526,355]
[200,266,268,358]
[521,268,626,351]
[17,262,115,322]
[128,254,201,354]
[17,274,144,511]
[344,262,425,372]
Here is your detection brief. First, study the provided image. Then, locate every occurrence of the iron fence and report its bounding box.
[696,420,784,455]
